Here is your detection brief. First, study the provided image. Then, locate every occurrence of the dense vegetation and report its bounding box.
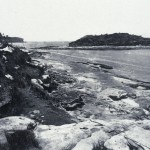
[69,33,150,46]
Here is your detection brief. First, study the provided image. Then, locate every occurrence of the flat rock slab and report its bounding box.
[0,116,150,150]
[0,116,35,131]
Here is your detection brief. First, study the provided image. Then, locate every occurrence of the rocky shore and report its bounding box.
[0,44,150,150]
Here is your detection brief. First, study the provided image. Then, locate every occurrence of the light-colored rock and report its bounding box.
[135,89,150,98]
[35,125,88,150]
[46,60,71,71]
[0,116,35,131]
[113,76,137,85]
[0,99,11,108]
[73,130,110,150]
[0,46,13,53]
[0,116,149,150]
[121,98,139,108]
[137,86,146,90]
[125,127,150,149]
[33,110,40,114]
[5,74,14,80]
[30,114,36,119]
[143,109,150,115]
[34,119,150,150]
[42,75,49,79]
[14,65,20,70]
[2,55,7,61]
[43,83,50,87]
[104,135,129,150]
[77,76,96,83]
[34,120,100,150]
[31,79,44,89]
[75,73,102,94]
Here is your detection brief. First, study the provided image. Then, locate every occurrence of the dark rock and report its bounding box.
[146,105,150,112]
[127,93,137,99]
[27,122,37,130]
[109,94,127,101]
[42,75,58,93]
[5,130,40,150]
[99,64,113,70]
[0,131,9,150]
[76,62,113,70]
[62,95,85,111]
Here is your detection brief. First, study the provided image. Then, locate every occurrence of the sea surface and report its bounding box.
[15,42,150,83]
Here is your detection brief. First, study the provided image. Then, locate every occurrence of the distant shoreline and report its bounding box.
[13,42,150,50]
[31,45,150,50]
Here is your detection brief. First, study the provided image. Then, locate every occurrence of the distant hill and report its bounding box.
[5,36,24,43]
[69,33,150,47]
[0,33,24,43]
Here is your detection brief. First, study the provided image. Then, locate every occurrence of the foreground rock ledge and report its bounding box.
[0,116,150,150]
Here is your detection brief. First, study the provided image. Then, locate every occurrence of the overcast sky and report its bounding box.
[0,0,150,41]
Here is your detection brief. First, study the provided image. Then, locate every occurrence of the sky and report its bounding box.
[0,0,150,41]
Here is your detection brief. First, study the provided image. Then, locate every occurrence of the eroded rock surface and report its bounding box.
[16,117,150,150]
[0,116,150,150]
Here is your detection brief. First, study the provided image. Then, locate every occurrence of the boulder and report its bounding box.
[104,134,129,150]
[73,130,110,150]
[34,120,100,150]
[125,127,150,149]
[0,116,38,150]
[0,116,35,131]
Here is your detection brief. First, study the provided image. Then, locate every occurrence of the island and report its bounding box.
[69,33,150,47]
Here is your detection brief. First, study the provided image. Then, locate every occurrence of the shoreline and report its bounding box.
[14,42,150,50]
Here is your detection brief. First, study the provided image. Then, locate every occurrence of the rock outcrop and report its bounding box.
[0,44,73,125]
[1,116,150,150]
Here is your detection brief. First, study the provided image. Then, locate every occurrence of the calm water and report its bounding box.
[15,42,150,82]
